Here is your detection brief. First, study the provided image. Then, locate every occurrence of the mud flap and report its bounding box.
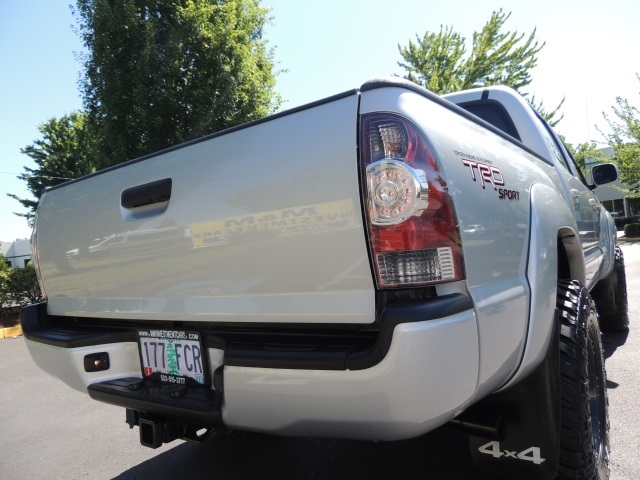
[468,316,560,480]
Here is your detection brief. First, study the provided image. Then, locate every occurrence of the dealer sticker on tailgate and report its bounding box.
[138,329,207,385]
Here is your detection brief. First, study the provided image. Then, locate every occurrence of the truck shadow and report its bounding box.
[113,426,492,480]
[602,328,629,361]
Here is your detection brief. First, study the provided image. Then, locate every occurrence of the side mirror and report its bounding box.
[591,163,618,186]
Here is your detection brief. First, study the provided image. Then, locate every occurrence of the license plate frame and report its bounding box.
[137,329,209,387]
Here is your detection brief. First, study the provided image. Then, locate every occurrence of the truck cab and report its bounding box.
[444,86,618,289]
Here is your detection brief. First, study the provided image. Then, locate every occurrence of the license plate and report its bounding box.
[138,329,207,386]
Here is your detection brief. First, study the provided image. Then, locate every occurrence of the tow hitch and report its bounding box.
[126,409,216,449]
[87,377,224,448]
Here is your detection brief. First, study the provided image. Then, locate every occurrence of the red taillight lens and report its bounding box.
[361,114,463,288]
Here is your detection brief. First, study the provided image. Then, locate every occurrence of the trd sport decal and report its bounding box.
[455,151,520,201]
[498,188,520,201]
[461,158,504,190]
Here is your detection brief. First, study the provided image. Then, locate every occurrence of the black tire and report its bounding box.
[598,246,629,331]
[555,280,610,480]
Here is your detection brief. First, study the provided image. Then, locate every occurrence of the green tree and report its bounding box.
[9,112,95,220]
[602,74,640,190]
[74,0,282,168]
[0,245,8,273]
[564,141,608,176]
[398,24,467,94]
[166,341,180,375]
[12,0,282,217]
[398,9,563,125]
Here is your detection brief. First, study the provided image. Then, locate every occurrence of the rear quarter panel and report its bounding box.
[360,87,559,396]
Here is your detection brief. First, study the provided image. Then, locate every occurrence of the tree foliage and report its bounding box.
[0,246,8,274]
[74,0,282,168]
[398,25,467,94]
[9,113,95,221]
[564,140,608,176]
[398,9,563,125]
[602,74,640,191]
[12,0,282,216]
[0,251,7,309]
[399,10,542,93]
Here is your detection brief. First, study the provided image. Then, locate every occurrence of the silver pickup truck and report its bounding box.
[22,78,627,479]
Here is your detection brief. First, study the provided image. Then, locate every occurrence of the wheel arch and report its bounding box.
[504,183,584,389]
[557,226,586,284]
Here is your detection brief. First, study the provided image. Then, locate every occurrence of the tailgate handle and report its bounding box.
[121,178,172,209]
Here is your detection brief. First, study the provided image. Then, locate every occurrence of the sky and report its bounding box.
[1,0,639,243]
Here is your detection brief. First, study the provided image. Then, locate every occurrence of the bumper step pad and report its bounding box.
[88,377,223,427]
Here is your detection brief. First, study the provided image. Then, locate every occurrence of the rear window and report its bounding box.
[457,101,521,141]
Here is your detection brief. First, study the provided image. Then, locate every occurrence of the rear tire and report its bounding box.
[595,246,629,331]
[604,246,629,331]
[555,280,610,480]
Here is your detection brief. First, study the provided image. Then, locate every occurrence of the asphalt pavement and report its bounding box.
[1,241,638,479]
[602,240,640,479]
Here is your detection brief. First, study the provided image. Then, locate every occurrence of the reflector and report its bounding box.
[377,248,455,286]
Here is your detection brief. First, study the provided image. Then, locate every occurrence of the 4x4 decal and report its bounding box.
[478,441,545,465]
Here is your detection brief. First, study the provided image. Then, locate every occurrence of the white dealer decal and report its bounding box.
[189,199,358,248]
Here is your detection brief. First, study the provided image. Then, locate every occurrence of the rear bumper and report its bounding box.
[22,296,479,441]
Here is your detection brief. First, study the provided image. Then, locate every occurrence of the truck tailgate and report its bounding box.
[35,94,375,324]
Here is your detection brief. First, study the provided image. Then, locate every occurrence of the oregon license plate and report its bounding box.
[138,329,207,386]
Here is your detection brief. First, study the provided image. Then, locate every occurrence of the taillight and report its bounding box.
[361,114,463,288]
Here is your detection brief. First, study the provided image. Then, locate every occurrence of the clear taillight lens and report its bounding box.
[366,159,428,226]
[361,114,463,288]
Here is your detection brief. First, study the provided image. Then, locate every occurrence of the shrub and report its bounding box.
[0,270,8,310]
[0,265,43,312]
[615,215,640,230]
[624,222,640,237]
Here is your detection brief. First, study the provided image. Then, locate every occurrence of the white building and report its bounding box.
[588,147,640,219]
[1,239,31,268]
